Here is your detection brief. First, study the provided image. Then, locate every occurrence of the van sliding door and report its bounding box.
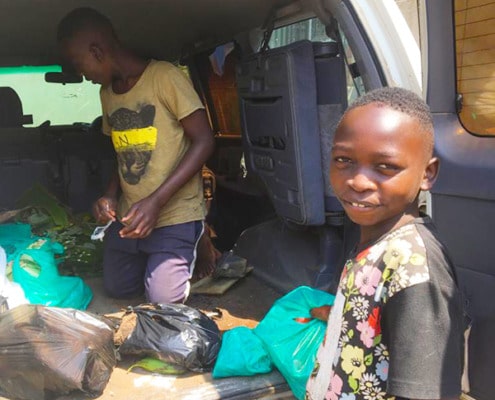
[426,2,495,399]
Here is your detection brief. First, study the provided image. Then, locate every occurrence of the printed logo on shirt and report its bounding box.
[109,105,157,185]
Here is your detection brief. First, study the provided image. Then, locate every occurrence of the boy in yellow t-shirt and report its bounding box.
[57,7,214,303]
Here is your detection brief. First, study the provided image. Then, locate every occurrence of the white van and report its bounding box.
[0,1,492,399]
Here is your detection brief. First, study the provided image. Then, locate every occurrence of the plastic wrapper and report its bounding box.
[254,286,335,400]
[117,303,221,372]
[0,223,93,310]
[0,304,116,400]
[212,326,273,378]
[0,245,28,311]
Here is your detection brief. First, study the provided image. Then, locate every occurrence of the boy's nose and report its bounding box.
[348,170,377,192]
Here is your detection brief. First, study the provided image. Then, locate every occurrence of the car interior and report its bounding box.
[0,1,493,399]
[0,0,365,294]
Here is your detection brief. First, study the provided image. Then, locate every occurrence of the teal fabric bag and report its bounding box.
[254,286,335,400]
[212,326,273,378]
[0,223,92,310]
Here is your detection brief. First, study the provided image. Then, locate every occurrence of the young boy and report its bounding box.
[306,87,464,400]
[57,8,214,304]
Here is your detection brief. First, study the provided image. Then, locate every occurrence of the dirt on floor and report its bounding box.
[86,272,284,332]
[187,276,283,331]
[85,274,285,400]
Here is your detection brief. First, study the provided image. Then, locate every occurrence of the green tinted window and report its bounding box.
[0,66,101,126]
[268,18,331,48]
[268,18,363,103]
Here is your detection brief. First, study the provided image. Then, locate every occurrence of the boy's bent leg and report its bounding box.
[103,222,146,298]
[141,221,203,303]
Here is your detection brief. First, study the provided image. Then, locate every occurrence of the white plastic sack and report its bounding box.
[0,245,28,310]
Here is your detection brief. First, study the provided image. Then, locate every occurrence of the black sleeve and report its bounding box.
[382,280,464,399]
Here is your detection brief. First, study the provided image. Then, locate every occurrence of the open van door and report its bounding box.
[426,2,495,399]
[230,0,424,293]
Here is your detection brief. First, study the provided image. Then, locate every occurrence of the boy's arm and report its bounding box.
[93,168,120,223]
[119,109,214,238]
[310,305,332,321]
[383,282,463,400]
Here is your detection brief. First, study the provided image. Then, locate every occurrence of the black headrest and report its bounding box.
[0,87,33,127]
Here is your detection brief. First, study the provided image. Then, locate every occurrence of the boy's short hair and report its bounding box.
[346,87,434,156]
[57,7,115,42]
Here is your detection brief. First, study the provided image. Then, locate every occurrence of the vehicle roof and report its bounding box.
[0,0,296,67]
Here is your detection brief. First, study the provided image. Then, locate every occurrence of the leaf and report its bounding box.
[19,254,41,277]
[26,210,51,227]
[0,208,27,224]
[373,334,382,346]
[364,353,373,366]
[127,357,186,375]
[382,267,393,282]
[409,253,425,266]
[348,376,358,391]
[346,272,355,291]
[63,225,84,236]
[16,184,70,228]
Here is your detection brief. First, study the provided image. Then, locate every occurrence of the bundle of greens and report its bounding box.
[8,184,104,278]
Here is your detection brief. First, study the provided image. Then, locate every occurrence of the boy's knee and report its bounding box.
[104,276,144,299]
[146,280,190,304]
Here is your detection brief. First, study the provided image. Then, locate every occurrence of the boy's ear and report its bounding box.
[420,157,440,191]
[89,44,104,62]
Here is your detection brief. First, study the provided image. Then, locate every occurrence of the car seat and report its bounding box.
[235,40,353,292]
[0,87,33,127]
[237,40,346,226]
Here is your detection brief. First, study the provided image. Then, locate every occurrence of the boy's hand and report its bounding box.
[119,196,160,239]
[310,305,332,322]
[93,196,117,223]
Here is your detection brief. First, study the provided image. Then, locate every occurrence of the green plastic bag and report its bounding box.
[0,223,92,309]
[212,326,273,378]
[254,286,335,400]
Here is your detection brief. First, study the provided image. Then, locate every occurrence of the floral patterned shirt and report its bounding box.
[306,217,463,400]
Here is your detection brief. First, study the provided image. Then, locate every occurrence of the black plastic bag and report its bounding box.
[117,303,221,372]
[0,304,116,400]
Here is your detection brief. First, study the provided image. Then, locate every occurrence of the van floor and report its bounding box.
[87,272,283,331]
[52,274,292,400]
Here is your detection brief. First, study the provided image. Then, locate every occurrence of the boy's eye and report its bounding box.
[376,163,400,172]
[334,156,352,164]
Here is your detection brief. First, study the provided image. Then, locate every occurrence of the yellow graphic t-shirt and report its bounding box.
[100,60,206,227]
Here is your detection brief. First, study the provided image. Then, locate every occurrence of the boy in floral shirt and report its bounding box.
[306,87,464,400]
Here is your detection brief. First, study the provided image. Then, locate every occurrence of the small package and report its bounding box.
[116,303,221,372]
[0,304,116,400]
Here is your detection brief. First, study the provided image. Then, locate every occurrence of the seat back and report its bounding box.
[0,87,33,127]
[237,40,347,225]
[314,43,348,215]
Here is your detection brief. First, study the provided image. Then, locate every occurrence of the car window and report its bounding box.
[455,0,495,136]
[269,17,364,103]
[268,17,331,48]
[339,32,365,104]
[0,65,101,126]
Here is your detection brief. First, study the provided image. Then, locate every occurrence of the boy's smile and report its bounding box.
[330,103,438,245]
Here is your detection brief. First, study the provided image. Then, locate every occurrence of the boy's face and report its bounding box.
[60,34,112,86]
[329,103,438,240]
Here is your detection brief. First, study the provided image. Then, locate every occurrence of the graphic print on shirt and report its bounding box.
[109,104,157,185]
